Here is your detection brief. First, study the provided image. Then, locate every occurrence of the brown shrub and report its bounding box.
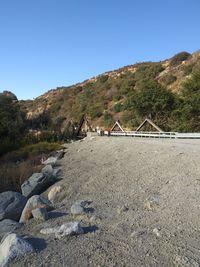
[0,157,42,193]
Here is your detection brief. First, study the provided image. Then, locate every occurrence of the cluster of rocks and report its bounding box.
[0,149,95,266]
[21,155,62,198]
[0,151,67,266]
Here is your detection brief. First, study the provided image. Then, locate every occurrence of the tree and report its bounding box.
[127,80,177,130]
[179,64,200,131]
[0,94,25,155]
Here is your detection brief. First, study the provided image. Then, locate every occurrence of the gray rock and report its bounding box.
[55,150,65,160]
[0,191,27,222]
[32,208,48,221]
[0,219,22,239]
[40,222,84,238]
[74,200,89,207]
[19,195,53,223]
[21,172,55,198]
[0,233,33,267]
[52,167,62,179]
[71,203,85,215]
[48,185,65,203]
[41,165,54,177]
[42,157,57,166]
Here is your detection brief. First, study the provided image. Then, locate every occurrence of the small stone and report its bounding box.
[0,233,33,266]
[74,200,88,207]
[71,204,85,215]
[40,222,84,239]
[48,185,65,203]
[42,157,57,166]
[117,205,129,214]
[153,228,161,237]
[32,208,48,221]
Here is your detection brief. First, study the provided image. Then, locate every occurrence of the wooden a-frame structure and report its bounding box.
[136,118,163,132]
[76,115,92,137]
[110,121,125,132]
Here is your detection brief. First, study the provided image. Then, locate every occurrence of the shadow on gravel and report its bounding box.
[85,207,95,213]
[83,225,98,234]
[48,211,68,219]
[26,237,47,252]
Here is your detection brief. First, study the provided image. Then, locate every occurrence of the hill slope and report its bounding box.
[20,50,200,132]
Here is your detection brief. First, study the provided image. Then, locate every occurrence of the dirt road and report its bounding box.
[13,137,200,266]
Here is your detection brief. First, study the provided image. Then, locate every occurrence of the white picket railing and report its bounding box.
[102,131,200,139]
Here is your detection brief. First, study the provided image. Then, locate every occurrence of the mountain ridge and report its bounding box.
[15,49,200,132]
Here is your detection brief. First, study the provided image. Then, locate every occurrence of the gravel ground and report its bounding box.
[11,136,200,267]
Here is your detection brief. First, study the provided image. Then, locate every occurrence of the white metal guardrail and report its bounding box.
[102,131,200,139]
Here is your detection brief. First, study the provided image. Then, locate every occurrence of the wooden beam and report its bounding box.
[136,118,163,132]
[111,121,125,132]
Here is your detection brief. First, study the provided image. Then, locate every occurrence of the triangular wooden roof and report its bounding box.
[76,115,92,136]
[111,121,125,132]
[136,118,163,132]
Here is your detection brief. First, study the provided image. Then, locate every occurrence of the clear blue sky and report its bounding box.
[0,0,200,100]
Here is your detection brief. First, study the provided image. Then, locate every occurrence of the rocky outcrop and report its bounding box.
[0,233,33,267]
[0,191,27,221]
[19,195,53,223]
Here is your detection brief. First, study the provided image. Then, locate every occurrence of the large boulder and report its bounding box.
[0,191,27,221]
[0,219,22,239]
[0,233,33,267]
[19,195,53,223]
[41,165,54,177]
[21,172,55,198]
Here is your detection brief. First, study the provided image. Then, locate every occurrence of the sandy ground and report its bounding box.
[11,136,200,267]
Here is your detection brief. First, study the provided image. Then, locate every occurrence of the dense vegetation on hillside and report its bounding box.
[0,93,25,155]
[21,51,200,134]
[1,51,200,156]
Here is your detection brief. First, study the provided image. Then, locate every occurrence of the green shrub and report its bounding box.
[160,74,177,85]
[88,104,103,119]
[183,63,195,76]
[3,142,63,162]
[170,52,191,67]
[98,75,109,83]
[135,63,164,81]
[103,111,114,127]
[113,102,123,113]
[0,94,26,155]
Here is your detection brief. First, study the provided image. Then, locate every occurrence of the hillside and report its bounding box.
[20,50,200,132]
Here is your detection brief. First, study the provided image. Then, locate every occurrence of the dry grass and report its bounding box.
[0,142,63,193]
[0,156,42,193]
